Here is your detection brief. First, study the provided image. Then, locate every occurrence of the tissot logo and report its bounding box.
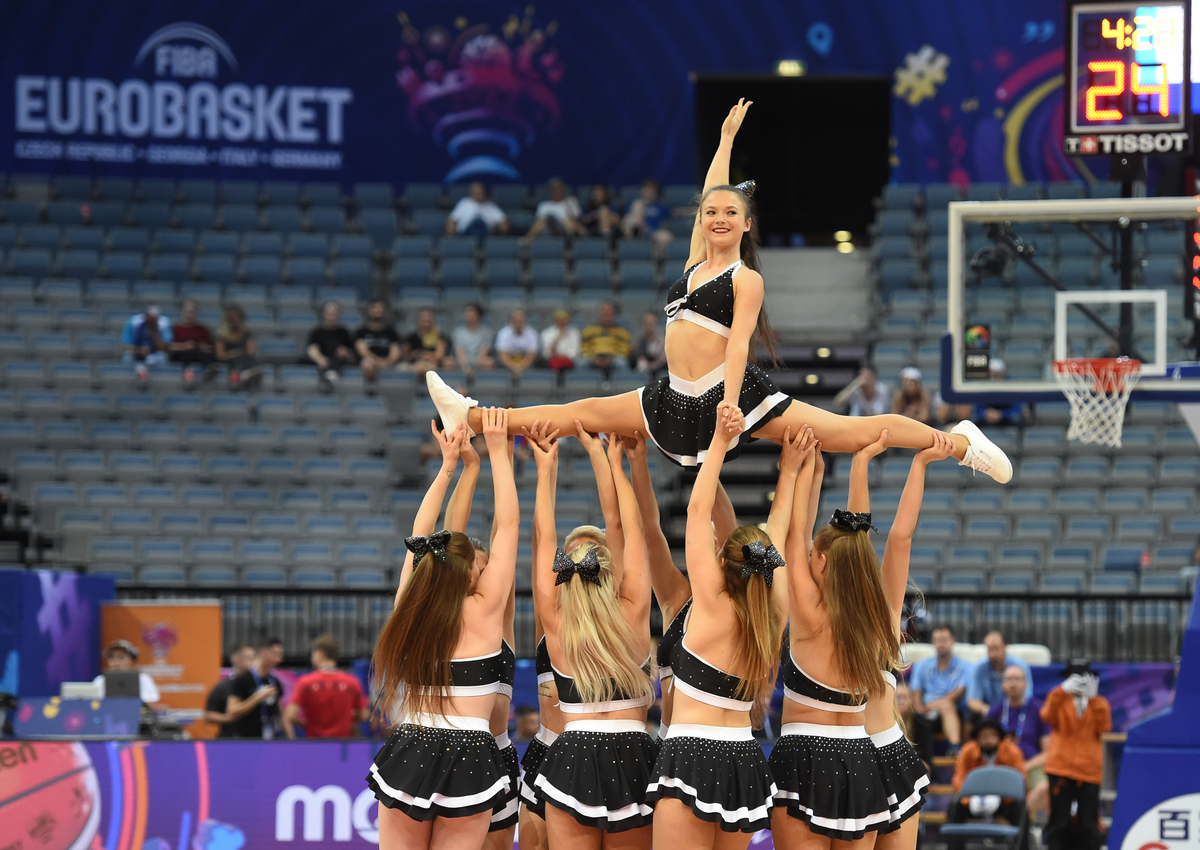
[1064,132,1189,155]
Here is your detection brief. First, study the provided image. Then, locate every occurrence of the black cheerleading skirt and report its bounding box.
[871,724,930,833]
[638,362,791,467]
[367,715,510,822]
[645,725,776,833]
[533,720,658,833]
[489,738,520,831]
[768,722,892,841]
[518,727,557,818]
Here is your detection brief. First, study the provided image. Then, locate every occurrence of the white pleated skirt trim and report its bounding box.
[779,722,868,739]
[563,719,647,734]
[369,763,509,811]
[869,723,905,748]
[645,775,776,825]
[665,724,755,742]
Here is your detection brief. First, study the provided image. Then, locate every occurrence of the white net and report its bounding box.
[1052,358,1142,447]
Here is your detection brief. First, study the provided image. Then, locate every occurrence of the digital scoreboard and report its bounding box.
[1063,1,1191,156]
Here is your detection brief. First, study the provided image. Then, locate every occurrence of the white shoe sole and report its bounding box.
[425,371,476,435]
[951,420,1013,484]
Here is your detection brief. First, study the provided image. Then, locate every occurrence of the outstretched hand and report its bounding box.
[480,407,509,450]
[713,400,745,445]
[916,430,956,464]
[622,430,648,466]
[721,98,753,142]
[857,428,889,461]
[779,425,816,473]
[433,420,465,472]
[574,420,604,457]
[522,419,560,469]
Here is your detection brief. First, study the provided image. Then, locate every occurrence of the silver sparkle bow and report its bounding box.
[405,530,453,561]
[741,541,786,588]
[553,547,602,586]
[829,509,877,534]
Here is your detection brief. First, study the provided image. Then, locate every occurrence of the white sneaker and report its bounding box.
[426,371,478,435]
[951,420,1013,484]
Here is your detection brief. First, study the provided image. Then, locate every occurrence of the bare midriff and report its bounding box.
[537,681,564,735]
[864,683,896,736]
[664,320,727,382]
[411,692,496,723]
[669,688,752,728]
[490,694,511,737]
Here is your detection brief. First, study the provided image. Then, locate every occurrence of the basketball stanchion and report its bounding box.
[1051,357,1141,448]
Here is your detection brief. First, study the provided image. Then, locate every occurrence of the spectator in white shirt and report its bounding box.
[92,640,165,708]
[445,182,509,237]
[494,309,540,378]
[523,178,582,241]
[540,308,582,374]
[833,366,893,416]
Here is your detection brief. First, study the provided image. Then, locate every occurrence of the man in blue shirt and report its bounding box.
[966,630,1034,719]
[909,624,970,756]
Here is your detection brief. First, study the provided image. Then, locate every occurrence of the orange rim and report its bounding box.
[1053,357,1142,394]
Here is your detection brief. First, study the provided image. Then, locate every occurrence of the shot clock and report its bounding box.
[1063,1,1191,156]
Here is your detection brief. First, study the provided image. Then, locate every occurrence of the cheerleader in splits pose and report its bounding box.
[528,428,657,849]
[425,100,1011,483]
[768,426,898,849]
[645,407,810,848]
[848,431,954,849]
[368,410,517,850]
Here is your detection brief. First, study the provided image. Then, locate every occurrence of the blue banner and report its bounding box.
[0,0,1127,187]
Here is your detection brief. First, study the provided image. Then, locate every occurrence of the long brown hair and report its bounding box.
[698,184,780,368]
[717,525,784,704]
[557,542,655,705]
[812,525,899,701]
[372,531,477,719]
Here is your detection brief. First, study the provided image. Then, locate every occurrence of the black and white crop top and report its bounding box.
[881,669,898,690]
[671,638,754,712]
[664,260,742,339]
[782,645,866,713]
[552,656,654,715]
[657,598,693,681]
[415,643,512,698]
[536,636,554,689]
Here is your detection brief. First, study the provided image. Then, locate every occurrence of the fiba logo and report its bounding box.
[136,23,239,80]
[275,784,379,843]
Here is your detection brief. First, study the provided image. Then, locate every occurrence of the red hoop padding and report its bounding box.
[1052,357,1142,394]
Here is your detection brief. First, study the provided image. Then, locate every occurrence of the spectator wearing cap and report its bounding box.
[92,640,165,708]
[988,665,1051,820]
[121,304,173,367]
[540,308,581,374]
[226,637,287,740]
[891,366,932,424]
[203,644,256,738]
[446,182,509,238]
[306,301,357,386]
[833,365,892,416]
[947,718,1030,850]
[523,178,582,241]
[581,301,632,378]
[354,298,404,382]
[494,308,540,379]
[283,635,368,739]
[966,631,1034,720]
[1041,660,1112,850]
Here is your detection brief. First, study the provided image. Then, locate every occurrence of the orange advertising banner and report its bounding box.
[100,599,221,738]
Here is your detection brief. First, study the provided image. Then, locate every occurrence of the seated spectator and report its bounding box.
[92,640,165,709]
[226,637,287,740]
[215,304,261,389]
[895,680,918,743]
[891,366,932,424]
[354,298,403,381]
[833,365,892,416]
[451,302,494,377]
[514,705,540,743]
[540,308,581,374]
[975,359,1025,425]
[446,181,509,237]
[581,301,631,378]
[401,308,452,376]
[632,311,667,378]
[909,624,970,761]
[203,643,256,738]
[580,184,619,240]
[523,177,582,241]
[494,308,540,379]
[283,635,368,739]
[1041,659,1111,850]
[988,665,1051,820]
[121,304,173,369]
[967,630,1034,720]
[306,301,357,386]
[622,178,672,249]
[946,718,1030,850]
[168,298,215,383]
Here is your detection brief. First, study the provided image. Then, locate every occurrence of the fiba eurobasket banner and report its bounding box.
[100,600,221,734]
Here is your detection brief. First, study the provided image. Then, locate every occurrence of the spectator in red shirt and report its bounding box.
[282,634,368,739]
[169,299,215,383]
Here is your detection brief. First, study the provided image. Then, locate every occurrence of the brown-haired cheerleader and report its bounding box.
[367,410,518,850]
[529,428,657,849]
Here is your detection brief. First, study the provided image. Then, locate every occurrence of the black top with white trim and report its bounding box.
[657,598,692,681]
[536,636,553,686]
[552,656,654,714]
[782,645,866,712]
[671,638,754,711]
[664,261,741,339]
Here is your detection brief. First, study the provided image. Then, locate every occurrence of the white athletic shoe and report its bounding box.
[426,371,478,436]
[951,420,1013,484]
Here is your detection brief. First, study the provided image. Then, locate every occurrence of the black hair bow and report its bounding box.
[554,547,602,586]
[829,509,877,534]
[741,541,786,588]
[734,180,756,198]
[405,530,453,561]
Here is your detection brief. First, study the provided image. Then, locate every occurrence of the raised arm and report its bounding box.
[803,449,825,554]
[525,421,561,637]
[576,422,624,566]
[765,427,809,624]
[395,422,464,604]
[444,434,481,532]
[721,267,763,408]
[783,430,819,619]
[881,431,955,618]
[608,436,652,631]
[473,409,517,610]
[847,429,889,513]
[686,403,745,606]
[689,99,752,266]
[625,430,691,622]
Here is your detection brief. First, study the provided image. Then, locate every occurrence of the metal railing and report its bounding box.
[115,587,1192,663]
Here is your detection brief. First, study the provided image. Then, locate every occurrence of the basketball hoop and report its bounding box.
[1052,357,1141,447]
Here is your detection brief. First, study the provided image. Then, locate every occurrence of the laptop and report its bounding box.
[104,670,141,699]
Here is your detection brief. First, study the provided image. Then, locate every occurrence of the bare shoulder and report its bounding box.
[733,264,763,289]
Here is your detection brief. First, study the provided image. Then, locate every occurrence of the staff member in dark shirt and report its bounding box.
[353,298,403,382]
[202,643,256,738]
[226,637,288,739]
[306,301,356,386]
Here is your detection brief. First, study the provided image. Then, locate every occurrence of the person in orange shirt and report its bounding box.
[1041,659,1111,850]
[946,718,1029,850]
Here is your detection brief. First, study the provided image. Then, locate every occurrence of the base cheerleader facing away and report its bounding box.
[424,99,1011,484]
